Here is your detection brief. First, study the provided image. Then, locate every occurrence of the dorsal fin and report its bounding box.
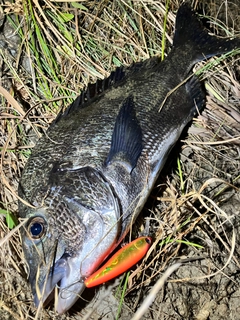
[105,95,142,173]
[53,66,126,125]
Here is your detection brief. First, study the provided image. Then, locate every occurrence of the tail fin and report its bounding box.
[173,3,240,62]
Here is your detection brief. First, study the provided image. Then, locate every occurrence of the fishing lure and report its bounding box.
[85,236,152,288]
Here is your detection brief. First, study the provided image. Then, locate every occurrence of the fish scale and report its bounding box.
[18,3,240,314]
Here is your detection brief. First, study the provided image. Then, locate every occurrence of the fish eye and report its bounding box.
[27,217,46,240]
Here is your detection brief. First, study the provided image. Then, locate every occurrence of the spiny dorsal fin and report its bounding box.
[105,95,142,173]
[53,66,126,125]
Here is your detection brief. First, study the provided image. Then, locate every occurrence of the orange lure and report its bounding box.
[85,236,152,288]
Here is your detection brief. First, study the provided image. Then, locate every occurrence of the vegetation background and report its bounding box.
[0,0,240,319]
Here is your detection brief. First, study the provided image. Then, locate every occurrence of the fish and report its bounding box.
[84,236,152,288]
[18,3,240,314]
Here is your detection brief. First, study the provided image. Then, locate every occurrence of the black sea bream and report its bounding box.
[18,3,240,314]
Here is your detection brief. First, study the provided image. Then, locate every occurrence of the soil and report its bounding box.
[0,1,240,320]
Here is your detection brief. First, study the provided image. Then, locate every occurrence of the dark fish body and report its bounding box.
[18,4,240,314]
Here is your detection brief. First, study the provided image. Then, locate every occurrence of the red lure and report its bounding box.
[85,236,152,288]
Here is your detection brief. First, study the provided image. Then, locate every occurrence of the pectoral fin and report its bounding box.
[106,95,142,173]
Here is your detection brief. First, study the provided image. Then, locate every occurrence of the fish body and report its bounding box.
[18,3,240,314]
[84,236,152,288]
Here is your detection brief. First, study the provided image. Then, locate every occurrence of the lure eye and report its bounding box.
[145,237,152,245]
[28,217,46,239]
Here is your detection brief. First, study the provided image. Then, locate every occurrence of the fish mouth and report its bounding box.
[32,255,85,314]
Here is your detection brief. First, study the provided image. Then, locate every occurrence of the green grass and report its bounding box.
[196,48,240,80]
[0,208,18,229]
[161,236,204,249]
[115,271,131,320]
[161,0,170,60]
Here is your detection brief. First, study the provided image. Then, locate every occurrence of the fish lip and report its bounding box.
[55,281,85,314]
[32,254,86,314]
[32,256,68,308]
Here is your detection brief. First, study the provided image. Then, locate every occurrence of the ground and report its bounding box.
[0,1,240,319]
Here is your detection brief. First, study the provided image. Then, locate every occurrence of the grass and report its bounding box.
[0,208,17,229]
[0,0,240,319]
[115,272,131,320]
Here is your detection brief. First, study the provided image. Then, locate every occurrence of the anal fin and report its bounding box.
[186,75,206,117]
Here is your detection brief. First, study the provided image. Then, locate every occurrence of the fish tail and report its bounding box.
[173,3,240,62]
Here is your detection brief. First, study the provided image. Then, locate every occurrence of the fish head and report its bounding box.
[19,167,120,314]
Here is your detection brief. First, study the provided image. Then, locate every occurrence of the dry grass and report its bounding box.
[0,0,240,319]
